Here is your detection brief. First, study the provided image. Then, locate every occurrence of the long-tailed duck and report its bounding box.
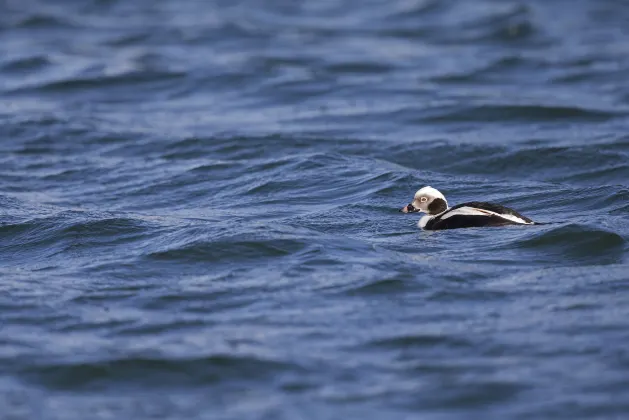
[400,186,537,230]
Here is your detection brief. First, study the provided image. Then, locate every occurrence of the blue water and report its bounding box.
[1,0,629,418]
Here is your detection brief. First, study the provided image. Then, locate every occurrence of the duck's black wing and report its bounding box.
[424,201,535,230]
[452,202,534,223]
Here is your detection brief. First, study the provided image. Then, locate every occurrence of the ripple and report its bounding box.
[21,355,304,390]
[461,4,542,45]
[0,55,52,74]
[147,237,310,264]
[345,278,412,296]
[11,70,186,95]
[422,104,619,123]
[10,14,78,30]
[60,217,153,237]
[366,332,473,350]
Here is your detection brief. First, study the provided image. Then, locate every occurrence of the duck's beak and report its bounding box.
[400,203,419,213]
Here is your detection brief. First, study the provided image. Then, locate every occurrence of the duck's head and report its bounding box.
[400,186,448,215]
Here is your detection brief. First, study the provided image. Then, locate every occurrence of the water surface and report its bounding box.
[1,0,629,418]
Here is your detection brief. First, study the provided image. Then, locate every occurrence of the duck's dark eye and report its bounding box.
[420,197,428,203]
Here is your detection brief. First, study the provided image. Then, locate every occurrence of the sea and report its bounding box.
[1,0,628,419]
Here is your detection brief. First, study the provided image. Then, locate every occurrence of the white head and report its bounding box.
[400,186,449,215]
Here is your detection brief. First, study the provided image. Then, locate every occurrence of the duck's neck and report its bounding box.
[418,214,433,229]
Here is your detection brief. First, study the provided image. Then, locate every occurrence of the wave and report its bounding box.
[147,237,309,263]
[0,212,159,266]
[420,104,620,123]
[19,354,304,390]
[9,70,186,96]
[386,140,629,185]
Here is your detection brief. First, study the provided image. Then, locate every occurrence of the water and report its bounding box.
[1,0,629,418]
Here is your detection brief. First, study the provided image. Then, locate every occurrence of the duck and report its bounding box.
[400,186,537,230]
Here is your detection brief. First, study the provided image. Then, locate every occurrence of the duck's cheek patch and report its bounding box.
[428,198,448,214]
